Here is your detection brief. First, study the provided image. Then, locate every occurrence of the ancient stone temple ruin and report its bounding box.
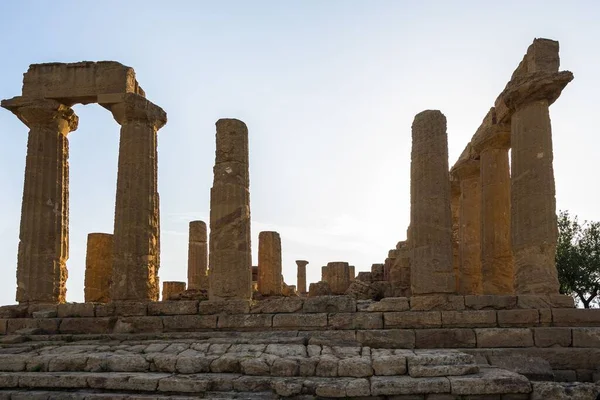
[0,39,598,399]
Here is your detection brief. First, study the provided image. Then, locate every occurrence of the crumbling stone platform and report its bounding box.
[1,296,600,398]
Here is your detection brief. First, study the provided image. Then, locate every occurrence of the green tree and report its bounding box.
[556,210,600,308]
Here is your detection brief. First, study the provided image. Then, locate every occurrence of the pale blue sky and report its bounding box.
[0,1,598,304]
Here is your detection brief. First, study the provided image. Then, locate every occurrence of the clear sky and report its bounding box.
[0,1,598,305]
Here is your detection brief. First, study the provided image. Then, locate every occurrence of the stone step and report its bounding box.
[0,341,479,379]
[0,369,534,398]
[0,389,278,399]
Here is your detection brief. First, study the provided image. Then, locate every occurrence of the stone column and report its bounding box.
[85,233,113,303]
[105,93,166,301]
[348,265,356,281]
[504,72,572,294]
[410,110,454,294]
[327,262,351,294]
[450,177,460,292]
[209,119,252,300]
[453,160,483,295]
[251,266,258,292]
[296,260,308,294]
[162,281,186,300]
[188,220,208,291]
[511,100,561,294]
[321,266,329,282]
[475,126,513,294]
[258,231,283,296]
[1,98,78,304]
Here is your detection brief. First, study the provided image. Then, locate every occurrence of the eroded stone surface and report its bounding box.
[187,221,208,291]
[410,110,454,295]
[208,119,252,301]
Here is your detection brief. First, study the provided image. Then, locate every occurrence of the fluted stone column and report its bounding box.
[476,126,513,294]
[454,160,483,295]
[327,262,351,294]
[410,110,454,294]
[106,93,166,301]
[450,178,460,292]
[504,71,572,294]
[209,119,252,300]
[1,98,78,304]
[511,100,561,294]
[321,266,329,282]
[85,233,113,303]
[296,260,308,294]
[162,281,186,300]
[188,220,208,291]
[348,265,356,281]
[258,231,283,296]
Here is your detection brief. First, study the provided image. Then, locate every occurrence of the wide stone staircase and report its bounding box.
[1,295,599,399]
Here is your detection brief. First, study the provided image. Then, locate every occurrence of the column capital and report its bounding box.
[499,70,573,113]
[452,159,480,181]
[295,260,309,267]
[471,123,511,153]
[99,93,166,129]
[1,97,78,133]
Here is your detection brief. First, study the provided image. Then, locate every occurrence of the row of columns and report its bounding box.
[2,94,166,304]
[410,90,567,295]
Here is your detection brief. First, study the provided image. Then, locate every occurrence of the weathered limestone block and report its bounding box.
[473,123,514,295]
[327,262,351,295]
[356,272,373,282]
[21,62,142,101]
[389,241,411,297]
[410,110,454,294]
[502,67,572,294]
[371,264,384,281]
[84,233,113,303]
[309,281,332,297]
[296,260,308,294]
[449,367,532,395]
[208,118,252,301]
[348,265,356,281]
[257,231,282,296]
[345,280,379,300]
[1,98,79,304]
[488,354,553,381]
[453,158,483,295]
[531,382,600,400]
[103,93,166,301]
[187,220,208,291]
[321,266,329,282]
[303,295,356,313]
[162,281,186,301]
[407,351,479,377]
[282,282,297,297]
